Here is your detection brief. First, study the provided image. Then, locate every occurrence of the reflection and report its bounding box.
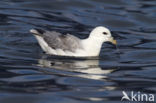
[37,55,115,80]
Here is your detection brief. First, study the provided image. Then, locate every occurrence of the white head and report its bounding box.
[89,26,117,45]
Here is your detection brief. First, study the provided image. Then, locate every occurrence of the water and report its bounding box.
[0,0,156,103]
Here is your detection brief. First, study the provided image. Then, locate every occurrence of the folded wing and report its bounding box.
[31,29,82,52]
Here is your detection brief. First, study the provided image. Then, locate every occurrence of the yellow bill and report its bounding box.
[109,37,117,45]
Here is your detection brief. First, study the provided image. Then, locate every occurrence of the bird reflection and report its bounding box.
[37,55,115,80]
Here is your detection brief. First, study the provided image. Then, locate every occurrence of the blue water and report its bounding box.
[0,0,156,103]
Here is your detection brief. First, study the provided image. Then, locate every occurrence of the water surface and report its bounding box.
[0,0,156,103]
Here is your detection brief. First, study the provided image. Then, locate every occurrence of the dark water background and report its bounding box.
[0,0,156,103]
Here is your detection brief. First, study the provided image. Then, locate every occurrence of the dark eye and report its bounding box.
[103,32,108,35]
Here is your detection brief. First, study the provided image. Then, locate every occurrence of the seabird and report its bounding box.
[30,26,117,57]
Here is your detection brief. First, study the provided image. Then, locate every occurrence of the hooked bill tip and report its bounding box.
[109,37,117,45]
[112,40,117,45]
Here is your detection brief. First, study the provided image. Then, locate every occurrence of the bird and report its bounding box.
[30,26,117,57]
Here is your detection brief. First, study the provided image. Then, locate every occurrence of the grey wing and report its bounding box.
[30,29,65,49]
[44,32,82,52]
[60,34,82,52]
[43,31,64,49]
[30,29,82,52]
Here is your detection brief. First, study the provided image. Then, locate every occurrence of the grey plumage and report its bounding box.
[31,29,83,52]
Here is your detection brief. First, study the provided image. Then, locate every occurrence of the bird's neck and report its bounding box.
[82,36,104,56]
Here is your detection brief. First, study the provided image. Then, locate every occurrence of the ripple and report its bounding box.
[57,77,114,86]
[0,75,56,82]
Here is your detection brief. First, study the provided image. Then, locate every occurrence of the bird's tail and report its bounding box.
[30,28,45,36]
